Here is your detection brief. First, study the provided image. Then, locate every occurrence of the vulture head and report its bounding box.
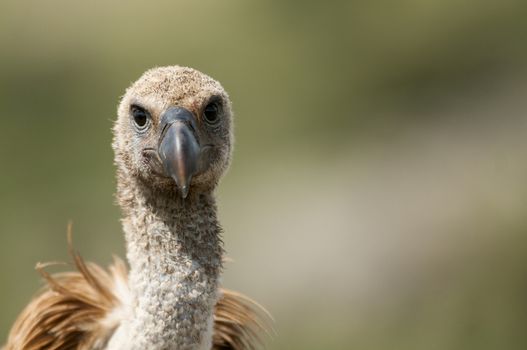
[113,66,233,198]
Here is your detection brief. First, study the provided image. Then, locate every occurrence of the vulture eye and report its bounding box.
[203,102,220,125]
[131,105,150,130]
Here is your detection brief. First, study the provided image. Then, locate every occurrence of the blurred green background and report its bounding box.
[1,0,527,349]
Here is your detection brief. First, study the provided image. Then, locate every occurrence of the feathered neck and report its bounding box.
[108,171,223,350]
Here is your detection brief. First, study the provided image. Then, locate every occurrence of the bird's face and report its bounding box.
[113,66,233,198]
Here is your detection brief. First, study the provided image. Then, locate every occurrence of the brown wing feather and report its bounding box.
[213,290,273,350]
[4,249,127,350]
[4,237,271,349]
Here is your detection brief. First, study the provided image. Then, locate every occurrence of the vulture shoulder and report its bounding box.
[3,241,270,350]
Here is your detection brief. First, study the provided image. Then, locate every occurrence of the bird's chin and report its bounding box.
[137,169,215,199]
[137,150,224,198]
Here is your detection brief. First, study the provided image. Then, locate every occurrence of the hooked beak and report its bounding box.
[158,107,200,198]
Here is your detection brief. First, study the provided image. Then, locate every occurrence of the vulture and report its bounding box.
[3,66,270,350]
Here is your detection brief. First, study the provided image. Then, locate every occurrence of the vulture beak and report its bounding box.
[158,107,201,198]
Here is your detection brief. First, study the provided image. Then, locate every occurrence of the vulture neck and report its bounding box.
[110,175,223,350]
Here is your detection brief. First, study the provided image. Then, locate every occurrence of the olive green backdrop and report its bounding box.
[1,1,527,349]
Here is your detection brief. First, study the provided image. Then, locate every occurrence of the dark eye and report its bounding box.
[131,105,150,130]
[203,102,220,125]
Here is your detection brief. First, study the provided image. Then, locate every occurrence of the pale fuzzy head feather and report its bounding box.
[113,66,234,197]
